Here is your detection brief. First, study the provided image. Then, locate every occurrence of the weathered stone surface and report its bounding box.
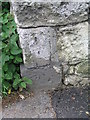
[57,22,88,62]
[20,64,62,92]
[11,1,89,87]
[75,60,88,76]
[18,27,58,68]
[11,1,88,27]
[64,75,89,86]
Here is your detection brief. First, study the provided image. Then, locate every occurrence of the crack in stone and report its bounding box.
[17,19,88,29]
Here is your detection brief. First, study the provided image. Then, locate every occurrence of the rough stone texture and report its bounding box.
[11,1,88,27]
[3,91,56,118]
[11,1,89,87]
[57,22,88,62]
[20,64,62,92]
[56,22,89,86]
[18,27,59,68]
[76,60,88,76]
[64,75,89,86]
[52,86,89,118]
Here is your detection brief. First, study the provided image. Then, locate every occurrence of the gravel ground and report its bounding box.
[51,86,90,118]
[2,86,90,119]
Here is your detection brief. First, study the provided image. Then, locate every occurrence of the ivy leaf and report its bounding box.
[3,81,11,90]
[0,69,2,81]
[0,42,2,49]
[0,42,7,50]
[13,79,22,88]
[11,47,22,55]
[23,77,32,85]
[20,82,26,89]
[3,17,8,24]
[0,16,3,24]
[9,64,16,73]
[3,14,9,24]
[9,55,14,60]
[14,72,20,79]
[3,63,8,72]
[5,71,13,80]
[0,13,3,17]
[14,56,22,63]
[2,53,9,66]
[1,32,8,39]
[10,34,18,43]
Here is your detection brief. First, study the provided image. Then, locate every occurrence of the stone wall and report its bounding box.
[11,1,89,89]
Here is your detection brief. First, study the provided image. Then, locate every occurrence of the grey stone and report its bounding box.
[69,66,75,74]
[18,27,58,68]
[11,1,88,27]
[62,62,69,75]
[79,78,90,86]
[11,1,89,87]
[57,22,88,62]
[20,64,62,92]
[64,75,81,86]
[75,60,88,77]
[64,75,90,86]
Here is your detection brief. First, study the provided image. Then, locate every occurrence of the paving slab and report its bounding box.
[2,91,56,118]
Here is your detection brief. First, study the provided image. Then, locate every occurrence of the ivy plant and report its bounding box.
[0,2,32,96]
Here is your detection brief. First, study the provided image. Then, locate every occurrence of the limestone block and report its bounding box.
[20,64,62,92]
[57,22,88,62]
[11,1,88,27]
[17,27,58,68]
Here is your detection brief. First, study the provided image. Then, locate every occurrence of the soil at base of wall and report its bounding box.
[2,88,34,109]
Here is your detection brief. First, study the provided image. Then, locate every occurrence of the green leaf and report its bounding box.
[9,55,14,60]
[2,70,4,79]
[13,78,22,88]
[3,14,8,24]
[3,81,11,90]
[10,34,18,43]
[14,56,22,63]
[9,64,16,73]
[1,32,8,39]
[20,82,26,89]
[5,71,13,80]
[23,77,32,85]
[2,53,9,66]
[3,63,8,72]
[11,47,22,55]
[0,16,3,24]
[0,13,3,17]
[1,2,25,96]
[0,42,7,50]
[0,42,2,49]
[3,18,8,24]
[14,73,20,79]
